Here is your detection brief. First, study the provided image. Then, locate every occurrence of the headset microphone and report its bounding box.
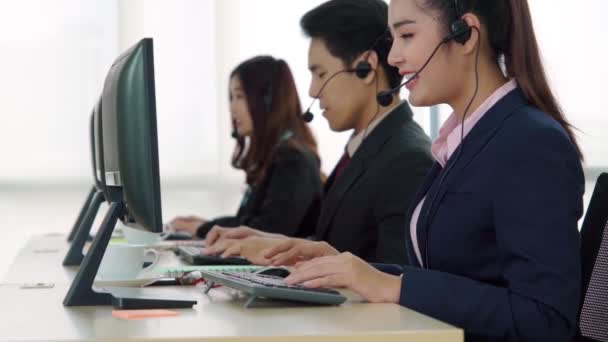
[231,118,242,139]
[301,61,372,123]
[301,110,314,123]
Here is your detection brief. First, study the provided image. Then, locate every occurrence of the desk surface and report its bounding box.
[2,233,77,285]
[0,283,461,342]
[1,234,193,285]
[0,235,463,342]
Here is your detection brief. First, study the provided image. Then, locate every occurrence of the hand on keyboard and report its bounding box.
[223,272,341,295]
[205,237,282,266]
[165,216,207,237]
[284,252,402,304]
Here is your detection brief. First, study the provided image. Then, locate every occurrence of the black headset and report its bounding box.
[449,0,473,44]
[301,30,390,123]
[376,0,472,106]
[263,59,281,114]
[419,0,481,269]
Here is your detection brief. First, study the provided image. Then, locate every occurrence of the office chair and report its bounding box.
[577,173,608,342]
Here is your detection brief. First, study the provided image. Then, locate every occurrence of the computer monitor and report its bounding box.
[63,99,107,266]
[63,38,194,308]
[100,37,163,233]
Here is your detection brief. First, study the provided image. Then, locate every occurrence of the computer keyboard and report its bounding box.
[224,272,339,294]
[177,246,251,266]
[152,240,206,250]
[199,270,347,307]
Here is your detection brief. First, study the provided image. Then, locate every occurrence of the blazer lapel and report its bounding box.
[315,103,413,240]
[416,88,529,267]
[316,157,365,239]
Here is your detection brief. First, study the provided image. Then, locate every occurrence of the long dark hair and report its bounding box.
[230,56,320,186]
[422,0,583,159]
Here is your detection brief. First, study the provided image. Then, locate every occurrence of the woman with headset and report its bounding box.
[170,56,323,239]
[279,1,584,340]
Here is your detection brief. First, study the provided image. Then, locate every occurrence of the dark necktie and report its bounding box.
[334,151,351,180]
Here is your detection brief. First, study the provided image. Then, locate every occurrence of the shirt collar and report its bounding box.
[431,79,518,167]
[346,101,403,157]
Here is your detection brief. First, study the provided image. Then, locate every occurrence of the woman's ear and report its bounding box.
[461,13,483,55]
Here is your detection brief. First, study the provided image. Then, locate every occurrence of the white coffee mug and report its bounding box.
[121,224,161,245]
[96,244,159,280]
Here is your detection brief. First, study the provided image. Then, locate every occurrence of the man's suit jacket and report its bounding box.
[316,102,433,264]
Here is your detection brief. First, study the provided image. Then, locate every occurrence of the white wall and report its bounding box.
[528,0,608,168]
[0,0,118,185]
[0,0,606,189]
[118,0,220,187]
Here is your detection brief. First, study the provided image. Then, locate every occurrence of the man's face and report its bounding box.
[307,38,368,132]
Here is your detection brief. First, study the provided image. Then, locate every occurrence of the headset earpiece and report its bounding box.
[448,0,472,45]
[263,84,273,113]
[264,58,282,113]
[449,18,472,45]
[353,60,372,79]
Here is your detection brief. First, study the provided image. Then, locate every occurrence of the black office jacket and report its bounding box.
[196,140,323,239]
[316,102,433,265]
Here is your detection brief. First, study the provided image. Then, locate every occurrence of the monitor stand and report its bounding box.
[63,188,105,266]
[67,186,97,242]
[63,187,197,309]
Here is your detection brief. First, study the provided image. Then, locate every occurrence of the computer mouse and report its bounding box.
[254,266,291,278]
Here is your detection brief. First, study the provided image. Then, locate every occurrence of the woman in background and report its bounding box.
[170,56,323,239]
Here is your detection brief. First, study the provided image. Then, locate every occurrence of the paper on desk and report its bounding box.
[154,265,261,277]
[112,309,179,320]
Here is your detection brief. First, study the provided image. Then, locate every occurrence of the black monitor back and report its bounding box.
[91,99,105,192]
[100,38,162,233]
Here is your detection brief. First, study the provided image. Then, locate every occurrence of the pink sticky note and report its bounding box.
[112,309,180,320]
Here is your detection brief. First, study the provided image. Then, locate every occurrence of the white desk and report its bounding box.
[1,233,188,285]
[0,235,463,342]
[2,233,79,284]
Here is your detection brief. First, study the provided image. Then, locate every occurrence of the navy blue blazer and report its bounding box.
[376,88,584,341]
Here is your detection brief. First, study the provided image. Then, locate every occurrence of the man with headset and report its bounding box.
[202,0,433,266]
